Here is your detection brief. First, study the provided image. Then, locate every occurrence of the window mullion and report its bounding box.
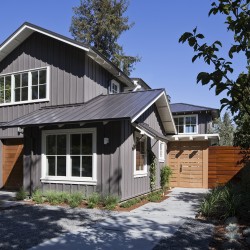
[28,71,32,101]
[66,133,71,178]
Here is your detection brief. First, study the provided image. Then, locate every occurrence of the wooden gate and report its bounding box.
[2,138,23,190]
[167,141,209,188]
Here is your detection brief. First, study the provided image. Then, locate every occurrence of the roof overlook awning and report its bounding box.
[1,89,177,135]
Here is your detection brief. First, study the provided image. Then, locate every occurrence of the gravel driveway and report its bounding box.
[0,204,112,250]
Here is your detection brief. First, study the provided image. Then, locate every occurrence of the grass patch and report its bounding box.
[87,192,101,208]
[32,189,44,204]
[103,195,119,210]
[16,187,28,201]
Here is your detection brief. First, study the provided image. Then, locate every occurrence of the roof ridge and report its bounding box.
[170,102,217,110]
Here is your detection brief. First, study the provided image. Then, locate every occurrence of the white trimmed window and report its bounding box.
[159,141,165,162]
[134,132,147,177]
[42,128,97,184]
[109,80,120,94]
[0,67,49,106]
[174,115,198,134]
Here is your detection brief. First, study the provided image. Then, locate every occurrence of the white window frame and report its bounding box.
[0,66,50,106]
[159,141,165,162]
[109,79,120,94]
[41,128,97,185]
[174,114,198,134]
[133,132,148,178]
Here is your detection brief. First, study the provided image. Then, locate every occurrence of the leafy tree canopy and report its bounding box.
[70,0,140,75]
[211,112,235,146]
[179,0,250,148]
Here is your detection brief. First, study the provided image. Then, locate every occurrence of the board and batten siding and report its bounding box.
[0,32,122,138]
[120,105,167,201]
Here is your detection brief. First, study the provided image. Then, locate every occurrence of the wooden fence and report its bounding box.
[208,146,249,188]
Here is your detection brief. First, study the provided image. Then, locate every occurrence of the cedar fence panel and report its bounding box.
[208,146,249,188]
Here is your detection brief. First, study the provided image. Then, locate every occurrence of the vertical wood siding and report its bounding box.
[0,32,120,138]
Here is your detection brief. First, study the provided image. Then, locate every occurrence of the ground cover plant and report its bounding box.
[16,187,28,200]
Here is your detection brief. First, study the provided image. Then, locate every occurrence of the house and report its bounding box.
[167,103,220,188]
[0,23,176,201]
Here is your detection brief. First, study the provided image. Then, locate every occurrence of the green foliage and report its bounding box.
[16,187,28,201]
[148,150,157,192]
[160,166,172,192]
[211,112,235,145]
[147,190,162,202]
[32,189,44,204]
[200,185,241,219]
[120,197,141,208]
[103,195,119,210]
[45,191,70,205]
[179,0,250,148]
[68,192,84,208]
[87,192,101,208]
[70,0,140,75]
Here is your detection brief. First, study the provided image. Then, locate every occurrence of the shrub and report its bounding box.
[87,192,101,208]
[160,166,172,192]
[68,192,83,208]
[120,197,141,208]
[32,189,44,204]
[103,195,119,210]
[147,190,162,202]
[45,191,70,205]
[16,187,28,200]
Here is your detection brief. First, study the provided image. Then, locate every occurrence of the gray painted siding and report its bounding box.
[0,140,2,188]
[0,32,123,138]
[198,113,212,134]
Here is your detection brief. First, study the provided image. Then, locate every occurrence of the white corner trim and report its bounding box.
[135,126,154,139]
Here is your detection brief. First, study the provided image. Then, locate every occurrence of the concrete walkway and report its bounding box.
[0,190,19,208]
[30,188,208,250]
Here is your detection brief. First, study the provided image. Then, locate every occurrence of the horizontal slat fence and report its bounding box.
[208,146,249,188]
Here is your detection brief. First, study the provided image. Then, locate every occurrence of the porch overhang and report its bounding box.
[167,133,220,142]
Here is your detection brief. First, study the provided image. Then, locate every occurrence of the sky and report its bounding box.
[0,0,245,112]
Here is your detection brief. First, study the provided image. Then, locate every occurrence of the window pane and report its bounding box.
[39,84,46,99]
[46,135,56,155]
[15,88,20,102]
[57,135,66,155]
[190,116,196,124]
[0,91,4,103]
[71,156,80,177]
[32,86,38,100]
[71,134,80,155]
[0,77,4,89]
[174,118,178,125]
[136,136,147,171]
[22,73,28,87]
[179,125,184,133]
[82,156,92,177]
[5,89,11,102]
[14,74,20,88]
[32,71,38,86]
[39,70,46,84]
[82,134,92,154]
[179,117,184,125]
[5,77,11,89]
[57,156,66,176]
[21,87,28,101]
[47,156,55,176]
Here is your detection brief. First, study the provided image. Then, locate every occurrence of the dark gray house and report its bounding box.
[167,103,219,189]
[0,23,176,201]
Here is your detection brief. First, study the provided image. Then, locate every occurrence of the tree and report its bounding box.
[70,0,140,75]
[211,112,235,145]
[179,0,250,148]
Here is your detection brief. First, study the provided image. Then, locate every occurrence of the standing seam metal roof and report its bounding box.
[170,103,218,113]
[1,89,164,128]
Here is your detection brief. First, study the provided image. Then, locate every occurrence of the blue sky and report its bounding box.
[0,0,245,111]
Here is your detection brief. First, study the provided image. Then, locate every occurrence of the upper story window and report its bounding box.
[109,80,120,94]
[0,67,49,106]
[174,115,198,134]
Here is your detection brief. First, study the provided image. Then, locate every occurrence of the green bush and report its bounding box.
[16,187,28,200]
[32,189,44,204]
[147,190,162,202]
[68,192,83,208]
[103,195,119,210]
[87,192,101,208]
[45,191,70,205]
[120,197,141,208]
[160,166,172,192]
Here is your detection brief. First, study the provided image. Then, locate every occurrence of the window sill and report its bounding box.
[0,98,50,107]
[134,173,147,178]
[40,178,97,185]
[159,159,165,163]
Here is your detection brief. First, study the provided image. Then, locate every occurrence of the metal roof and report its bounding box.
[0,22,133,87]
[133,122,167,140]
[1,89,176,134]
[170,103,219,118]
